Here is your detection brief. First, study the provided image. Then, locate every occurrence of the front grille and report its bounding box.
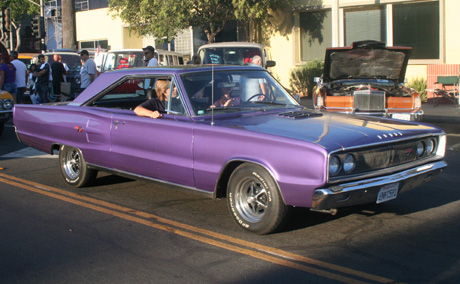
[328,136,440,183]
[353,89,385,111]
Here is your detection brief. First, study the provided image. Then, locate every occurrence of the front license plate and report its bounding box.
[391,113,411,121]
[376,183,399,204]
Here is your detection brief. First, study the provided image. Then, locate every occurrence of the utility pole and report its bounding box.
[62,0,76,50]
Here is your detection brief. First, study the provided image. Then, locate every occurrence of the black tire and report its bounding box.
[59,145,97,187]
[227,163,291,234]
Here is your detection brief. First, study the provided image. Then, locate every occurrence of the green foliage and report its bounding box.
[407,76,428,102]
[108,0,292,44]
[289,59,324,97]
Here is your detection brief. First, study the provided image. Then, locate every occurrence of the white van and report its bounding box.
[101,49,185,72]
[197,42,276,69]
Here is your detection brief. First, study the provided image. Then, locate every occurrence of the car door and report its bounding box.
[109,78,195,187]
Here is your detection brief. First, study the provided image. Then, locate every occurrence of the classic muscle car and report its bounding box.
[14,65,447,234]
[313,40,423,121]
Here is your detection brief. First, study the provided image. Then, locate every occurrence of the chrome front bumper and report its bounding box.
[311,160,447,210]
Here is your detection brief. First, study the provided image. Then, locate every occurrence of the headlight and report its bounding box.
[1,99,13,110]
[329,156,341,176]
[343,154,356,173]
[426,139,435,155]
[416,141,425,157]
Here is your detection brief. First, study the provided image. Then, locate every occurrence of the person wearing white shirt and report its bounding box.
[143,46,158,95]
[10,51,27,104]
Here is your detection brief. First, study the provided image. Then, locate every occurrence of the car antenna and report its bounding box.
[211,64,215,126]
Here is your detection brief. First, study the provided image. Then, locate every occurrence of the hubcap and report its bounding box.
[63,149,81,180]
[235,177,268,223]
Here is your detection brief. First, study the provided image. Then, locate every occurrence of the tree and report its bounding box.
[109,0,292,44]
[109,0,234,44]
[233,0,293,43]
[1,0,41,51]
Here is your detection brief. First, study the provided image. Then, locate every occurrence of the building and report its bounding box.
[70,0,458,91]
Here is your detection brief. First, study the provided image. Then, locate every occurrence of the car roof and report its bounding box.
[198,42,266,49]
[106,49,183,55]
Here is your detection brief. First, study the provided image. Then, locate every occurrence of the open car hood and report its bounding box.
[323,41,412,84]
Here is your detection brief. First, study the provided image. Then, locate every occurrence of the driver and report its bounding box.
[211,82,241,108]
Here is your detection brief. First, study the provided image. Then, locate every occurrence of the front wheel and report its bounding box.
[227,163,291,234]
[59,145,97,187]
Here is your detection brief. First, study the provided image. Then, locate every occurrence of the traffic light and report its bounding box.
[31,16,45,38]
[32,16,40,38]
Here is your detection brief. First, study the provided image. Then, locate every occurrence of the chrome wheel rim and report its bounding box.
[63,148,81,180]
[235,177,268,223]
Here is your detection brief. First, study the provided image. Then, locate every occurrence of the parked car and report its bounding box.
[14,65,447,234]
[101,49,184,72]
[313,40,423,121]
[0,90,13,135]
[33,51,82,99]
[197,42,276,69]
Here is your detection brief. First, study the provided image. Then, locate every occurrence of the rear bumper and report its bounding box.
[311,160,447,210]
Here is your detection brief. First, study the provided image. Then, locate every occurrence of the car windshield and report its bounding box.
[181,69,299,116]
[200,47,262,65]
[46,54,82,73]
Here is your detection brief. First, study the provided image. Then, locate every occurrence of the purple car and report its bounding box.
[13,65,447,234]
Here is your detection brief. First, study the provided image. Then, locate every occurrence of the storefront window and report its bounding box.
[393,1,439,59]
[300,10,332,61]
[344,6,386,46]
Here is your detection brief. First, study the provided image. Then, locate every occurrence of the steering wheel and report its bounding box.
[246,94,266,102]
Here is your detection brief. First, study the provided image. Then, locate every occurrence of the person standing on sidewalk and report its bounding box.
[10,51,27,104]
[0,52,17,97]
[51,54,68,99]
[33,54,50,103]
[79,50,97,93]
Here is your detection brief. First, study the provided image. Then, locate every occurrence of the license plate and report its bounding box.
[376,183,399,204]
[391,113,411,121]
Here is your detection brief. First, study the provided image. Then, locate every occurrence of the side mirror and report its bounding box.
[265,60,276,68]
[294,94,301,103]
[314,77,321,84]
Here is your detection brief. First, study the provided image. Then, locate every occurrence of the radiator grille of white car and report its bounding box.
[353,89,385,111]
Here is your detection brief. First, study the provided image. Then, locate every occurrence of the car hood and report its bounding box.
[213,110,441,151]
[323,41,411,84]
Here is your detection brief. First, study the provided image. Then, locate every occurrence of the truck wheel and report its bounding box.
[59,145,97,187]
[227,163,290,234]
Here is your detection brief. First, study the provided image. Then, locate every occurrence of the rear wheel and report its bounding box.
[59,145,97,187]
[227,163,291,234]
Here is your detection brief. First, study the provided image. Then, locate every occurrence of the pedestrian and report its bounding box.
[79,49,97,93]
[191,54,201,65]
[0,52,17,98]
[51,54,68,99]
[10,51,27,104]
[33,54,50,103]
[143,46,158,67]
[142,46,158,93]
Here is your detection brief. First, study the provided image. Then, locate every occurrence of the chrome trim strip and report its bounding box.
[312,160,447,210]
[87,163,214,197]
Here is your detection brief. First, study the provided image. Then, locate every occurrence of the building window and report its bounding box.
[300,10,332,61]
[80,40,109,50]
[344,6,386,46]
[393,1,439,60]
